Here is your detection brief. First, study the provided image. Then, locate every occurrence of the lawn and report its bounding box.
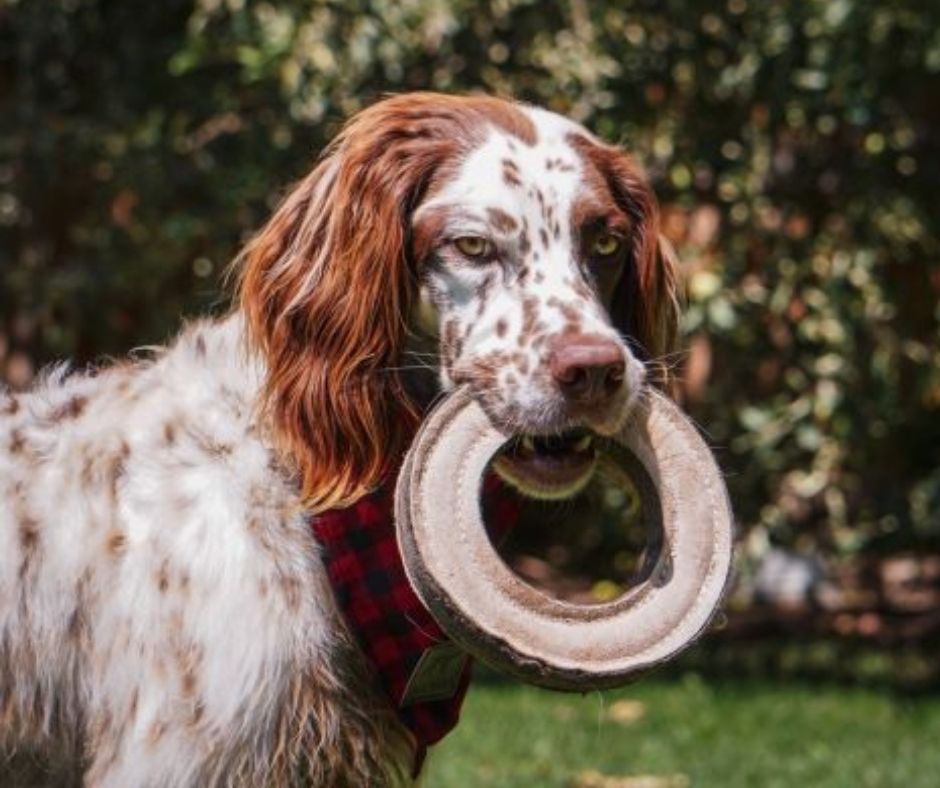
[426,672,940,787]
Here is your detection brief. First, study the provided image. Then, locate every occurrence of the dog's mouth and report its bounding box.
[492,428,599,501]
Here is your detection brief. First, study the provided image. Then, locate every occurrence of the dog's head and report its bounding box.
[238,93,680,509]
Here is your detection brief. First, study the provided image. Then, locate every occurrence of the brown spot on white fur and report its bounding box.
[501,158,522,188]
[8,428,25,455]
[518,218,531,255]
[189,699,205,726]
[520,296,540,346]
[156,561,170,593]
[53,395,87,421]
[18,515,41,576]
[280,576,301,613]
[503,167,522,188]
[487,206,518,234]
[442,318,464,370]
[476,272,497,318]
[67,571,91,645]
[106,530,127,555]
[108,443,130,500]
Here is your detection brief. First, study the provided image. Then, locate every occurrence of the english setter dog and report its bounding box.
[0,93,679,785]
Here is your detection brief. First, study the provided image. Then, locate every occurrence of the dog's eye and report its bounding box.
[591,233,623,258]
[454,236,494,259]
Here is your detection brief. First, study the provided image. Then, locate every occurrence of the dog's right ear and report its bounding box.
[236,102,454,511]
[237,145,424,511]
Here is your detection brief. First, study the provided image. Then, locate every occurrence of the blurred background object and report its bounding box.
[2,1,940,782]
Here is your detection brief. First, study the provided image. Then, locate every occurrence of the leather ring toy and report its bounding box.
[395,387,734,690]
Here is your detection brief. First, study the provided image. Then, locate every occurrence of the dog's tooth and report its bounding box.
[573,434,593,452]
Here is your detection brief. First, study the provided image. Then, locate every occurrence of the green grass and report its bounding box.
[426,673,940,787]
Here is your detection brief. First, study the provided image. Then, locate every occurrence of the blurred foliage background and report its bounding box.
[2,0,939,661]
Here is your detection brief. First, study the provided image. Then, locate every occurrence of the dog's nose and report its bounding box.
[550,334,626,405]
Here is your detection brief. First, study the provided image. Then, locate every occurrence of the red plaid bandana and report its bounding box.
[310,471,521,775]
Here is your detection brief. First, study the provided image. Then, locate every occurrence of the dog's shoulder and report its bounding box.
[2,312,321,605]
[1,316,346,782]
[2,314,291,532]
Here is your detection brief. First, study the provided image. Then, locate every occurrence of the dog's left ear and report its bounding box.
[236,97,461,510]
[613,228,682,377]
[586,144,683,387]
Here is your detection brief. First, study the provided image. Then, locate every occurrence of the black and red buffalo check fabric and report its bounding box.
[310,470,521,774]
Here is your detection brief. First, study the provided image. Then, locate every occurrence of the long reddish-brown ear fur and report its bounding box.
[235,93,533,510]
[587,144,683,391]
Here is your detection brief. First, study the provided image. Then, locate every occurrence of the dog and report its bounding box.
[0,92,680,785]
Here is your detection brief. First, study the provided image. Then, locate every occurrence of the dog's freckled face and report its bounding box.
[415,108,644,433]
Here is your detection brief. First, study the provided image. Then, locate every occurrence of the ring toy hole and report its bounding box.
[482,440,664,605]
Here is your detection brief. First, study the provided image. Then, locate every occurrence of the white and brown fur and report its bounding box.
[0,93,680,785]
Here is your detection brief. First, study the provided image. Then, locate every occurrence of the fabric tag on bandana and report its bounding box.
[400,642,470,706]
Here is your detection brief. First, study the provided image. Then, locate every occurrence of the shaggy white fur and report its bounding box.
[0,316,409,786]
